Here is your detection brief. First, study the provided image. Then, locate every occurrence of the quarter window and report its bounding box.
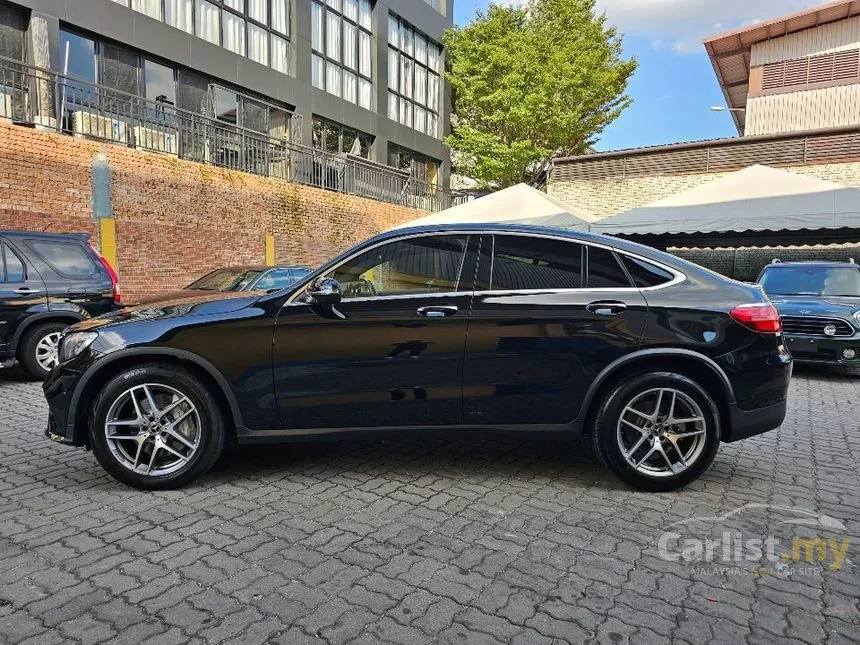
[26,241,98,278]
[619,255,675,288]
[490,236,583,291]
[587,246,631,289]
[1,243,25,282]
[329,235,468,298]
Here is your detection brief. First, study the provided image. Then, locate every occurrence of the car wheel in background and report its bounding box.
[89,363,226,490]
[591,372,721,492]
[19,322,67,380]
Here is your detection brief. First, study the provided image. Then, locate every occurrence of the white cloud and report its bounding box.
[594,0,832,54]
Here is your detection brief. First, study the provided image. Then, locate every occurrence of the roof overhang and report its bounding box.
[704,0,860,135]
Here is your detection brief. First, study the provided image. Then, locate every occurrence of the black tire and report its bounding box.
[19,322,68,380]
[591,372,721,492]
[89,363,226,490]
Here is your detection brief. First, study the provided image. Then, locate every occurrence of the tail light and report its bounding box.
[730,303,781,333]
[90,244,122,305]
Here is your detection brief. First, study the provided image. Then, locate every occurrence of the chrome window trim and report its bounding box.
[284,229,687,306]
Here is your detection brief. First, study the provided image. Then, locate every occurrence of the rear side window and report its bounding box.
[619,255,675,288]
[1,242,25,282]
[27,240,99,278]
[491,236,583,290]
[587,247,631,288]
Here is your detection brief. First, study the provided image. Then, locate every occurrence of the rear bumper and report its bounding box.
[726,398,787,442]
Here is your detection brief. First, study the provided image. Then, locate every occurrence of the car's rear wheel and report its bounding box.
[19,322,67,380]
[591,372,721,492]
[89,363,226,490]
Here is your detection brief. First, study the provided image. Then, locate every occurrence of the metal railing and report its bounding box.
[0,55,467,212]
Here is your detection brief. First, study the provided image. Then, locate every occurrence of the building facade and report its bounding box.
[0,0,452,196]
[705,0,860,137]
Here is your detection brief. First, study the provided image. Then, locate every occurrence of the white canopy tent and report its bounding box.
[392,183,597,231]
[592,165,860,236]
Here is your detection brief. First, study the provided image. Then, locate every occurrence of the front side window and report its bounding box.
[490,236,583,291]
[1,243,25,283]
[26,241,98,278]
[388,13,442,138]
[329,235,468,298]
[312,0,373,109]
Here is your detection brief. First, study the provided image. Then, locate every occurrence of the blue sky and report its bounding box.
[452,0,828,152]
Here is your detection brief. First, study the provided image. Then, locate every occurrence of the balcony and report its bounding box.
[0,55,467,213]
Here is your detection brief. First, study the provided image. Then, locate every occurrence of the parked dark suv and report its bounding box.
[757,259,860,374]
[1,230,120,379]
[44,225,792,491]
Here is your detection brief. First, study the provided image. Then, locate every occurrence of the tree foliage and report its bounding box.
[444,0,637,188]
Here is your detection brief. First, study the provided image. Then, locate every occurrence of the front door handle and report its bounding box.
[14,287,41,295]
[586,300,627,316]
[417,305,458,318]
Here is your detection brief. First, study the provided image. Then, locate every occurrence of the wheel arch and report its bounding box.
[575,349,735,439]
[13,312,86,357]
[69,348,244,446]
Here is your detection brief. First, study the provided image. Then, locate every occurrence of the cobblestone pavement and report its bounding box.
[0,367,858,645]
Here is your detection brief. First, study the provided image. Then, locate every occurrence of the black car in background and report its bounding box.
[0,230,120,379]
[757,259,860,375]
[131,265,313,305]
[44,225,792,491]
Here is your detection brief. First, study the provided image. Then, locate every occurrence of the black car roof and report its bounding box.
[762,261,859,268]
[0,230,90,241]
[209,264,312,272]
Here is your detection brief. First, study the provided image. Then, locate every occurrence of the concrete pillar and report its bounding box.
[26,12,60,129]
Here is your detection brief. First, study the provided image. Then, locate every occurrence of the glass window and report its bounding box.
[388,92,397,120]
[342,0,358,22]
[326,61,341,96]
[311,2,324,52]
[314,0,372,105]
[248,0,267,24]
[1,243,24,282]
[343,71,357,103]
[329,235,468,298]
[326,10,341,61]
[388,14,442,138]
[343,21,357,69]
[759,266,860,297]
[358,0,371,30]
[165,0,193,33]
[312,54,325,89]
[27,241,98,278]
[214,87,238,124]
[60,31,97,83]
[144,59,176,108]
[358,78,371,110]
[359,30,371,77]
[490,236,583,291]
[101,43,139,95]
[620,255,675,288]
[132,0,162,20]
[222,12,246,55]
[255,269,297,290]
[223,0,242,10]
[388,14,398,47]
[271,34,289,73]
[272,0,289,34]
[248,24,268,65]
[196,0,221,45]
[587,247,631,289]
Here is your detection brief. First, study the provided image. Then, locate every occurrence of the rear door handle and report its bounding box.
[417,305,458,318]
[586,300,627,316]
[14,287,41,295]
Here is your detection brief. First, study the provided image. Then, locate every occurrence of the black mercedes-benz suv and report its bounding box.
[1,230,120,379]
[757,259,860,375]
[44,225,792,491]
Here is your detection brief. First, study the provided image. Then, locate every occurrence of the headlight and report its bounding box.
[59,331,98,363]
[854,311,860,329]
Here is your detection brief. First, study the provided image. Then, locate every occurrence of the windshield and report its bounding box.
[759,266,860,297]
[186,268,264,292]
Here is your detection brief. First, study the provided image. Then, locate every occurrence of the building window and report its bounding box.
[60,31,97,83]
[388,13,441,138]
[122,0,291,75]
[0,3,26,62]
[311,0,373,109]
[312,117,372,158]
[388,144,439,184]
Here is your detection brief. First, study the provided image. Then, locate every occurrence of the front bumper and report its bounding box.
[42,364,85,446]
[784,334,860,367]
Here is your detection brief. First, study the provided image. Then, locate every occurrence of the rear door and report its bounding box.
[462,234,649,426]
[0,240,47,351]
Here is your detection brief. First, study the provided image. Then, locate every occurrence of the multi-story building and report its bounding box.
[705,0,860,136]
[0,0,453,206]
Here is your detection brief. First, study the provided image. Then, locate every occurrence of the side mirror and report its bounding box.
[306,277,342,307]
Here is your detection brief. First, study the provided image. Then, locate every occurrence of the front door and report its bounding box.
[273,233,475,431]
[463,234,649,426]
[0,240,46,352]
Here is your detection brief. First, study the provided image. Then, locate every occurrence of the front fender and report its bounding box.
[11,308,88,347]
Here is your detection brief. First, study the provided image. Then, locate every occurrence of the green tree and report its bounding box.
[444,0,636,188]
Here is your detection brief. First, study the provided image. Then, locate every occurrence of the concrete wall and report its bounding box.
[548,161,860,220]
[0,122,424,299]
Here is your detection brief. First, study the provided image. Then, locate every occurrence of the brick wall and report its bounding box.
[548,161,860,220]
[0,122,424,299]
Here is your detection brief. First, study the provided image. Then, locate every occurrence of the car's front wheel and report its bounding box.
[591,372,721,492]
[89,363,226,489]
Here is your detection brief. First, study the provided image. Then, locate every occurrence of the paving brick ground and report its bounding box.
[0,366,858,644]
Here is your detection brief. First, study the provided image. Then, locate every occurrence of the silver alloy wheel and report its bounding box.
[104,383,202,477]
[35,332,62,372]
[616,387,707,479]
